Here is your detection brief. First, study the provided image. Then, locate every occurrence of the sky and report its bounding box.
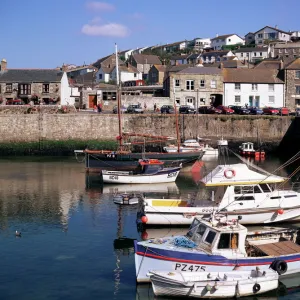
[0,0,299,69]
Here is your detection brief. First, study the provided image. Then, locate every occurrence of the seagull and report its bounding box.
[15,230,21,237]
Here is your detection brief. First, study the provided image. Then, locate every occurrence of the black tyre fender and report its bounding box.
[270,260,288,275]
[253,283,261,293]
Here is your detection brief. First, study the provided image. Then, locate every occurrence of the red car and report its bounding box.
[278,107,289,116]
[262,107,279,115]
[216,105,234,114]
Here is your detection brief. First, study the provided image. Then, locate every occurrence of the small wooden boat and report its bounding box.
[102,159,181,184]
[149,269,278,298]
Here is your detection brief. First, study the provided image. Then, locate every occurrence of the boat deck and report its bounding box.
[254,241,300,256]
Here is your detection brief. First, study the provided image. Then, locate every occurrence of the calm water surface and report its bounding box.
[0,156,300,300]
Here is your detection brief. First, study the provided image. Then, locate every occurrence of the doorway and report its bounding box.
[88,95,97,108]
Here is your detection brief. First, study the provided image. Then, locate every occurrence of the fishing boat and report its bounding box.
[74,45,204,173]
[137,163,300,225]
[149,269,278,298]
[239,142,265,158]
[134,215,300,282]
[102,159,181,184]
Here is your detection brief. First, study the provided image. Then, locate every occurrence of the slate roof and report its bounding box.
[254,60,282,69]
[177,66,222,75]
[0,69,63,83]
[211,34,240,41]
[118,64,139,73]
[72,72,96,85]
[285,58,300,70]
[101,66,114,74]
[167,65,190,72]
[132,54,161,65]
[202,51,230,58]
[235,47,268,53]
[170,55,189,60]
[254,26,291,35]
[223,68,284,83]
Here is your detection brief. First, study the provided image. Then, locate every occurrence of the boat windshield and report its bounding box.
[142,165,162,174]
[187,219,207,244]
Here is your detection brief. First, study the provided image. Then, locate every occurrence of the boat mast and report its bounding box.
[173,78,181,153]
[115,43,123,150]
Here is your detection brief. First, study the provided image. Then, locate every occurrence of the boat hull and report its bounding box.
[84,151,204,172]
[150,271,278,298]
[134,242,300,283]
[102,167,181,184]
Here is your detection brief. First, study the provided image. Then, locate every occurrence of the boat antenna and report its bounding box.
[115,43,123,150]
[173,78,181,153]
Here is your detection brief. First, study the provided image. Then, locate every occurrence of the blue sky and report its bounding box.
[0,0,299,68]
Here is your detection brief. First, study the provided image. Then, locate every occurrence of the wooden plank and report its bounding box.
[254,241,300,256]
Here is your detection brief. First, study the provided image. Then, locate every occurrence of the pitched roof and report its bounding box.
[100,66,114,74]
[177,66,222,75]
[92,54,112,68]
[66,65,96,73]
[167,65,190,73]
[118,64,139,73]
[170,55,189,60]
[223,68,284,83]
[132,54,161,65]
[285,58,300,70]
[254,59,282,69]
[234,47,268,53]
[211,34,238,41]
[0,69,63,83]
[163,40,187,47]
[153,65,167,72]
[254,26,292,35]
[202,51,230,58]
[72,72,96,85]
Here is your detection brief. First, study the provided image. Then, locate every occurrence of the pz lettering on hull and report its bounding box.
[174,263,206,272]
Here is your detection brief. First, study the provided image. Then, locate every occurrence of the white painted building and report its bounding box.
[193,38,211,50]
[201,50,235,64]
[60,72,74,105]
[254,26,291,45]
[234,47,269,63]
[211,34,245,50]
[95,66,113,83]
[110,65,142,83]
[223,69,285,107]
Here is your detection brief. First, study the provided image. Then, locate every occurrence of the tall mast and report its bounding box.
[173,78,181,153]
[115,43,123,150]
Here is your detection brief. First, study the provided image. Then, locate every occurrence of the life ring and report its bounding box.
[271,260,288,275]
[224,168,236,179]
[253,283,261,293]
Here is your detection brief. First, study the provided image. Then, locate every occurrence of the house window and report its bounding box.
[235,83,241,91]
[200,80,205,88]
[98,74,103,80]
[186,97,194,106]
[42,84,49,94]
[295,71,300,79]
[175,97,180,105]
[269,96,275,104]
[279,49,282,53]
[211,80,216,88]
[260,52,263,56]
[296,86,300,95]
[186,80,194,90]
[235,95,241,103]
[19,84,31,95]
[241,53,243,57]
[228,39,231,42]
[5,84,12,93]
[268,84,274,92]
[252,84,258,91]
[134,73,137,78]
[200,98,205,103]
[175,79,180,87]
[254,52,257,56]
[258,33,263,38]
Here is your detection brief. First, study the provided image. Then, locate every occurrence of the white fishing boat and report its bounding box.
[149,269,278,298]
[134,215,300,283]
[137,163,300,225]
[102,159,181,184]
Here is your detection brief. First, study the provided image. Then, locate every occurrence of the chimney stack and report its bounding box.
[1,59,7,71]
[216,33,219,37]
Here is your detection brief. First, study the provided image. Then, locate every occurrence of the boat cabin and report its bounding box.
[239,142,255,152]
[186,217,247,258]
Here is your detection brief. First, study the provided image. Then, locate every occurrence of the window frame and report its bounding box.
[211,80,217,89]
[5,83,12,93]
[175,79,180,87]
[200,79,205,88]
[186,80,194,91]
[234,95,241,104]
[42,83,50,94]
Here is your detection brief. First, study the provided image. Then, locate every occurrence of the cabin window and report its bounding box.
[270,196,281,199]
[218,233,239,249]
[205,230,216,245]
[235,196,255,201]
[284,195,297,198]
[241,186,254,194]
[187,219,200,237]
[254,185,262,193]
[259,184,271,193]
[197,224,207,236]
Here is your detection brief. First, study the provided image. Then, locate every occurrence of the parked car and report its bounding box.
[216,105,234,114]
[290,108,300,116]
[262,107,279,115]
[248,107,263,115]
[198,106,211,114]
[228,105,250,115]
[207,106,222,114]
[113,105,127,114]
[179,105,196,114]
[126,104,144,114]
[160,105,174,114]
[6,99,24,105]
[277,107,290,116]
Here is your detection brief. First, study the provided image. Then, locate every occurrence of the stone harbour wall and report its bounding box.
[0,113,293,144]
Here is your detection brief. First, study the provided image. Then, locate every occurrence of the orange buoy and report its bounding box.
[278,209,284,215]
[141,216,148,223]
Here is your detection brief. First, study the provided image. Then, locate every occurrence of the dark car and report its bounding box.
[179,105,196,114]
[216,105,234,114]
[126,104,144,114]
[228,105,250,115]
[160,105,174,114]
[198,106,211,114]
[248,107,263,115]
[113,105,127,114]
[206,106,222,114]
[263,107,279,115]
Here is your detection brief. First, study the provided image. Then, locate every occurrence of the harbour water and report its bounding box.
[0,156,300,299]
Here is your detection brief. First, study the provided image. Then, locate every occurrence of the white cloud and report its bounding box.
[86,2,115,12]
[81,23,130,37]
